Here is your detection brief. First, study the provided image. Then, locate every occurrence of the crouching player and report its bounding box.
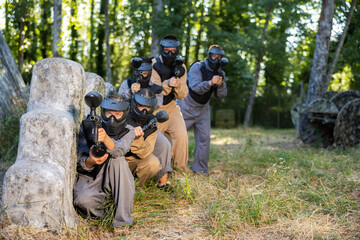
[125,88,173,187]
[73,93,135,227]
[119,58,173,189]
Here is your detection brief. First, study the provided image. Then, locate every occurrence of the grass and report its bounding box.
[0,108,24,167]
[0,126,359,239]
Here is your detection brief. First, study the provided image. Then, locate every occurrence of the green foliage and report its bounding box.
[340,1,360,89]
[1,0,359,127]
[0,109,24,166]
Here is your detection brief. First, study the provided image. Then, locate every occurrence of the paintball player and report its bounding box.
[119,58,173,189]
[150,35,189,175]
[73,93,136,227]
[177,45,228,175]
[125,88,165,187]
[119,57,163,107]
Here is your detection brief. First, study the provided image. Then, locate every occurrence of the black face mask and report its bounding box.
[102,114,127,137]
[135,108,151,125]
[131,103,153,126]
[162,51,176,66]
[208,56,220,70]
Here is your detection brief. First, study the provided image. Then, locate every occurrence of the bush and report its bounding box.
[0,109,24,165]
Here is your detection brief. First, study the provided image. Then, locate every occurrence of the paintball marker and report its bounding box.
[130,57,144,83]
[218,57,229,78]
[174,56,184,78]
[85,91,107,158]
[142,110,169,132]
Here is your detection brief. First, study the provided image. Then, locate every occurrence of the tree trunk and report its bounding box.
[0,30,28,116]
[277,88,281,128]
[194,1,205,61]
[18,15,26,72]
[144,30,150,56]
[151,0,163,57]
[89,0,96,72]
[70,0,79,61]
[325,0,356,89]
[306,0,335,104]
[243,4,272,128]
[97,0,106,78]
[184,17,192,67]
[40,1,51,59]
[5,0,10,43]
[105,0,111,83]
[53,0,62,57]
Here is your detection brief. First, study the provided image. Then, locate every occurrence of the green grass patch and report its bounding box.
[191,127,359,237]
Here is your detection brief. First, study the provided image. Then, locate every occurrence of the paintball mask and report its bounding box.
[130,88,157,126]
[160,35,180,65]
[207,46,225,70]
[101,97,129,136]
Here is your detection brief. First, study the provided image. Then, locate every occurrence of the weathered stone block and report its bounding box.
[3,162,73,227]
[16,110,75,169]
[2,58,85,229]
[27,58,85,127]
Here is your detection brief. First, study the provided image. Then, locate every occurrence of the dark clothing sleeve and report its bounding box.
[77,124,135,173]
[77,124,94,172]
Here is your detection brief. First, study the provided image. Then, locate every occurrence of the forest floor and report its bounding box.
[0,127,359,239]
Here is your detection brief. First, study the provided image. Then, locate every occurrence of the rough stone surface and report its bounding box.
[2,58,86,229]
[27,58,85,128]
[3,162,69,227]
[16,110,75,168]
[84,72,105,117]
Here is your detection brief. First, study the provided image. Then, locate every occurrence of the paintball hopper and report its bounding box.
[220,57,229,68]
[218,57,229,77]
[142,110,169,132]
[175,56,184,66]
[130,57,144,69]
[174,56,184,78]
[84,91,107,158]
[85,91,103,112]
[154,110,169,123]
[131,57,144,83]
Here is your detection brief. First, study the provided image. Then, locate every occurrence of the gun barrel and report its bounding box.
[141,110,169,131]
[142,118,157,132]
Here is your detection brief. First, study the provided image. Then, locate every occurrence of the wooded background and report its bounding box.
[1,0,359,128]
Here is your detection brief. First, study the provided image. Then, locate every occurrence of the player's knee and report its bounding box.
[74,191,101,213]
[148,156,162,174]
